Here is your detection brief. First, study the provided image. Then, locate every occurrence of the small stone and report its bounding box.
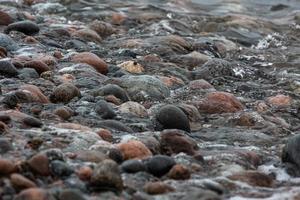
[121,159,146,173]
[24,36,39,44]
[95,84,129,103]
[118,61,144,73]
[0,11,13,25]
[282,134,300,169]
[160,129,198,155]
[76,166,93,181]
[89,20,115,37]
[189,79,214,90]
[0,33,19,51]
[72,52,108,75]
[119,101,148,118]
[155,105,191,132]
[144,181,174,195]
[228,171,274,187]
[5,20,40,35]
[72,28,102,43]
[168,164,191,180]
[0,159,16,174]
[267,94,292,107]
[90,159,123,191]
[97,129,113,142]
[196,92,244,114]
[50,83,81,103]
[104,95,122,105]
[95,100,116,119]
[22,116,43,127]
[54,106,73,120]
[50,160,73,177]
[59,189,86,200]
[24,60,50,75]
[27,153,50,176]
[0,60,19,77]
[144,155,176,177]
[14,188,54,200]
[158,76,185,89]
[117,140,152,160]
[0,138,13,153]
[10,173,37,190]
[21,84,49,103]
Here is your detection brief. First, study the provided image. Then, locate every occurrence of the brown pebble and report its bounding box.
[267,94,292,107]
[72,52,108,75]
[97,129,113,142]
[189,79,214,90]
[0,121,10,134]
[54,106,73,120]
[27,153,50,176]
[76,166,93,181]
[72,28,102,43]
[111,13,126,25]
[50,83,81,103]
[21,84,50,103]
[89,20,115,37]
[0,10,13,25]
[0,47,7,58]
[168,164,191,180]
[117,140,152,160]
[0,159,16,174]
[104,95,122,105]
[14,188,52,200]
[53,51,63,59]
[24,36,38,44]
[144,181,174,195]
[228,171,274,187]
[24,60,50,75]
[10,173,37,190]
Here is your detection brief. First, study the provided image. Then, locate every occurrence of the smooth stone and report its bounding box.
[50,83,81,103]
[155,104,190,132]
[72,28,102,44]
[0,11,13,25]
[282,134,300,169]
[144,181,174,195]
[144,155,176,177]
[95,100,116,119]
[119,101,148,118]
[167,164,191,180]
[10,173,37,190]
[121,159,146,173]
[24,60,50,75]
[58,189,86,200]
[94,84,129,103]
[14,188,55,200]
[0,60,18,77]
[22,116,43,127]
[117,140,152,160]
[0,159,15,174]
[0,33,19,51]
[50,160,73,177]
[72,52,108,75]
[90,159,123,191]
[0,138,13,153]
[27,153,50,176]
[18,68,39,79]
[98,120,133,133]
[89,20,115,37]
[5,20,40,35]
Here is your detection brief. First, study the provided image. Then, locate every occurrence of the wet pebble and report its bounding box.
[0,138,13,153]
[95,84,129,103]
[89,20,115,37]
[5,20,40,35]
[144,181,174,195]
[22,116,43,127]
[27,153,50,176]
[0,11,13,26]
[119,101,148,118]
[228,171,274,187]
[50,160,73,177]
[167,164,191,180]
[282,134,300,169]
[58,189,86,200]
[144,155,176,177]
[24,60,50,75]
[72,52,108,75]
[0,159,16,175]
[14,188,55,200]
[72,28,102,44]
[117,140,152,160]
[10,173,37,190]
[54,106,73,120]
[50,83,81,103]
[155,105,191,132]
[121,159,146,173]
[0,33,19,51]
[0,60,19,77]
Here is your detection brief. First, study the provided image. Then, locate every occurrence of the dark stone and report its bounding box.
[282,134,300,169]
[4,20,40,35]
[0,60,19,77]
[121,159,146,173]
[95,84,129,103]
[144,155,176,177]
[50,160,74,177]
[0,33,19,51]
[59,189,86,200]
[0,138,13,153]
[22,116,43,128]
[155,105,190,132]
[95,100,116,119]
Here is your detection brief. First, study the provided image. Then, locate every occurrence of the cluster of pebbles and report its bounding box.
[0,0,300,199]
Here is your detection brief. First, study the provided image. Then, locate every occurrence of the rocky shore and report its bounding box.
[0,0,300,199]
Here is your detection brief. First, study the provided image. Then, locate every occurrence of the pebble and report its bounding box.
[228,171,274,187]
[76,166,93,181]
[119,101,148,118]
[0,60,19,77]
[144,155,176,177]
[54,106,73,120]
[0,33,19,51]
[5,20,40,35]
[98,119,133,133]
[155,104,191,132]
[95,84,129,103]
[10,173,37,190]
[282,134,300,168]
[50,83,81,103]
[97,129,113,142]
[167,164,191,180]
[24,60,50,75]
[22,116,43,127]
[21,84,49,103]
[196,92,244,114]
[117,140,152,160]
[121,159,146,173]
[27,153,50,176]
[14,188,55,200]
[50,160,74,177]
[89,20,115,37]
[94,100,116,119]
[72,52,108,75]
[118,61,144,73]
[267,94,292,107]
[90,159,123,191]
[144,181,174,195]
[189,79,215,90]
[72,28,102,44]
[160,129,198,155]
[0,138,13,153]
[0,10,13,25]
[0,159,16,174]
[58,189,86,200]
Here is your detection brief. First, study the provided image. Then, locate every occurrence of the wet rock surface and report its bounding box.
[0,0,300,199]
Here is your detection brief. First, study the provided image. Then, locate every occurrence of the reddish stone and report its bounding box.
[76,166,93,181]
[50,83,81,103]
[21,84,49,103]
[267,94,292,107]
[72,28,102,43]
[53,106,73,120]
[168,164,191,180]
[0,10,13,26]
[111,13,126,25]
[27,153,50,176]
[160,129,198,155]
[104,95,122,105]
[0,159,16,174]
[53,51,63,59]
[158,76,185,88]
[189,79,214,90]
[144,181,174,195]
[10,173,37,190]
[24,36,38,44]
[72,52,108,75]
[117,140,152,160]
[97,129,113,142]
[24,60,50,74]
[89,20,115,37]
[197,92,244,114]
[228,171,274,187]
[14,188,52,200]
